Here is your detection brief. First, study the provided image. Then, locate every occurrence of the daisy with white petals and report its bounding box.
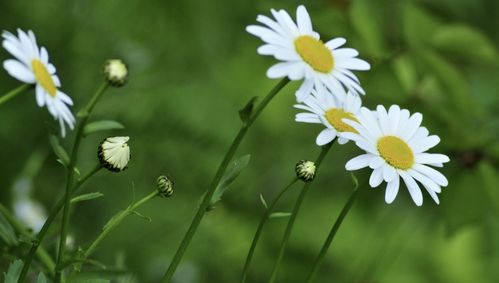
[342,105,450,206]
[295,84,361,145]
[2,29,75,137]
[246,5,370,102]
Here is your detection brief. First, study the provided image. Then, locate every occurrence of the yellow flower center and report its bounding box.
[31,59,56,97]
[294,35,334,73]
[377,136,414,170]
[325,108,358,133]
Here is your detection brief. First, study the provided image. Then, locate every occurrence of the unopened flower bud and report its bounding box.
[295,160,316,182]
[98,136,131,172]
[103,59,128,87]
[157,175,174,198]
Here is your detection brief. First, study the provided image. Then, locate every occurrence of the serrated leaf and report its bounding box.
[36,273,48,283]
[209,154,251,208]
[269,212,292,219]
[83,120,125,136]
[239,97,258,123]
[3,260,22,283]
[259,194,268,209]
[71,192,104,204]
[0,212,18,246]
[49,135,70,166]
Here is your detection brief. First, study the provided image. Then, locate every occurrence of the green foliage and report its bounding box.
[0,213,18,246]
[3,260,22,283]
[83,120,125,136]
[71,192,105,204]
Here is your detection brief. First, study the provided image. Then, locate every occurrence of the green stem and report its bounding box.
[305,187,359,283]
[0,84,31,106]
[240,178,298,283]
[0,204,55,274]
[55,83,109,283]
[18,164,103,282]
[83,191,158,260]
[160,78,290,282]
[268,142,333,283]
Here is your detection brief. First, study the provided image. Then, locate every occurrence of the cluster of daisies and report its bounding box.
[248,5,449,206]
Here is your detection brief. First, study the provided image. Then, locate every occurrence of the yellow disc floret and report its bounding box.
[377,136,414,170]
[325,108,358,133]
[294,35,334,73]
[32,59,56,97]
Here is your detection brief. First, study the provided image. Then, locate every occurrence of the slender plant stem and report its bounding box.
[240,178,298,283]
[18,164,102,282]
[83,191,158,260]
[305,187,359,283]
[0,204,55,274]
[268,142,333,283]
[160,78,289,282]
[0,84,31,106]
[55,83,109,283]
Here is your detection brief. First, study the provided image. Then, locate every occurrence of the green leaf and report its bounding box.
[129,210,152,222]
[0,212,18,246]
[269,212,292,219]
[403,4,442,47]
[3,260,22,283]
[209,154,251,208]
[83,120,125,136]
[349,0,386,58]
[49,135,70,167]
[239,96,258,124]
[259,194,268,209]
[391,54,418,93]
[71,192,104,204]
[432,24,497,63]
[36,273,48,283]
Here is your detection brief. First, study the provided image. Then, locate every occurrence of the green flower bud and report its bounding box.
[295,160,316,182]
[103,59,128,87]
[157,175,174,198]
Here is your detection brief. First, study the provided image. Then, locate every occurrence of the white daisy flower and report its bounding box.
[14,198,47,233]
[294,84,362,145]
[342,105,450,206]
[98,136,131,172]
[246,5,370,102]
[2,29,75,137]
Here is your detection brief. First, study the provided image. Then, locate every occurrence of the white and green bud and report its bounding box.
[295,160,316,182]
[103,59,128,87]
[98,136,131,172]
[157,175,174,198]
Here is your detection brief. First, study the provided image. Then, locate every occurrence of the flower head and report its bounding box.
[2,29,75,137]
[246,5,370,102]
[103,59,128,87]
[98,136,131,172]
[295,160,316,182]
[343,105,450,206]
[295,84,361,145]
[14,198,47,233]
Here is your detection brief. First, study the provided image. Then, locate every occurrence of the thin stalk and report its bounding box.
[55,83,109,283]
[160,78,290,282]
[268,142,333,283]
[305,188,359,283]
[0,204,55,274]
[18,164,103,282]
[83,191,158,260]
[240,178,298,283]
[0,84,31,106]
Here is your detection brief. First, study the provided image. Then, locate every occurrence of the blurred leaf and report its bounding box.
[83,120,125,136]
[129,210,152,222]
[349,0,386,57]
[260,193,268,209]
[71,192,105,204]
[403,4,442,47]
[239,96,258,124]
[269,212,292,219]
[432,24,497,63]
[49,135,70,167]
[392,54,418,93]
[3,260,22,283]
[36,273,48,283]
[477,161,499,213]
[209,154,251,208]
[0,212,18,246]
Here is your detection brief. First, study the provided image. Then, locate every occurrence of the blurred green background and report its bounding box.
[1,0,499,282]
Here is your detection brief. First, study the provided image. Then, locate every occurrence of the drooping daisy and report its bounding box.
[2,29,75,137]
[98,136,131,172]
[342,105,450,206]
[246,5,370,102]
[294,84,362,145]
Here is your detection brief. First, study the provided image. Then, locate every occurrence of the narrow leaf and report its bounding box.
[71,192,104,204]
[259,194,268,209]
[269,212,292,219]
[129,210,152,222]
[0,212,18,246]
[209,154,251,208]
[49,135,70,166]
[83,120,125,136]
[239,97,258,123]
[4,260,23,283]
